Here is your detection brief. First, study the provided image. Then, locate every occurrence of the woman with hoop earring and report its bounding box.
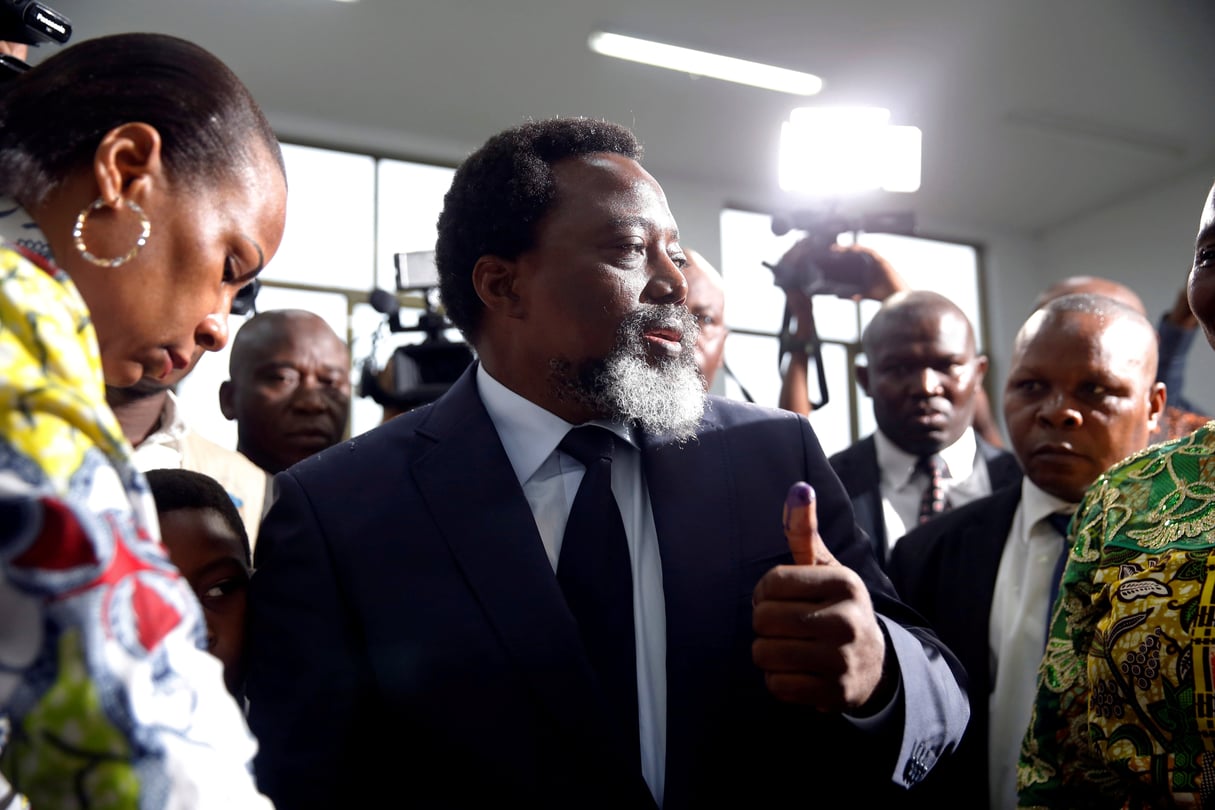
[0,33,286,808]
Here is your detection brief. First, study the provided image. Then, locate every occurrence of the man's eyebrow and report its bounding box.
[607,215,680,242]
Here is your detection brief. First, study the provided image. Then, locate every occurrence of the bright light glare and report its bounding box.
[588,31,823,96]
[779,107,921,195]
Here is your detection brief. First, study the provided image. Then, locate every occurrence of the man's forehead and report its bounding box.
[551,154,672,219]
[1018,312,1150,367]
[873,314,972,355]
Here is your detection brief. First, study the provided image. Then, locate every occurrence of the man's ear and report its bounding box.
[1147,381,1167,432]
[973,354,990,384]
[472,255,526,319]
[219,380,237,421]
[92,123,164,206]
[856,362,870,397]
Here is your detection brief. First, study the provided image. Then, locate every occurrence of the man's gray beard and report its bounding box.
[549,306,707,442]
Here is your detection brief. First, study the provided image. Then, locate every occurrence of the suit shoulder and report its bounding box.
[286,408,427,485]
[701,395,803,430]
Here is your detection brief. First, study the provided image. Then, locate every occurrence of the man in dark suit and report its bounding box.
[888,293,1165,809]
[828,291,1021,564]
[245,118,969,809]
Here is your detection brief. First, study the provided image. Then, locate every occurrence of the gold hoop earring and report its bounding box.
[72,197,151,268]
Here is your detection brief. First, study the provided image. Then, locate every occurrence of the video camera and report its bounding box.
[764,209,915,299]
[756,208,914,410]
[356,251,474,413]
[0,0,69,45]
[0,0,70,80]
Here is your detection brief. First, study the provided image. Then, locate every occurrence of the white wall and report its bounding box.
[1040,164,1215,414]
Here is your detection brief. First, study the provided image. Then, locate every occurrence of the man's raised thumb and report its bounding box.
[783,481,834,566]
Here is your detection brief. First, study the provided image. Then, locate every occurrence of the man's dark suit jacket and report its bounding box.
[828,433,1022,564]
[886,483,1024,809]
[246,367,969,809]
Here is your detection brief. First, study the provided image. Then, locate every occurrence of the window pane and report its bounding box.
[265,144,376,291]
[719,207,983,450]
[376,160,456,292]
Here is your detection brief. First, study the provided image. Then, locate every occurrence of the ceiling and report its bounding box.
[37,0,1215,236]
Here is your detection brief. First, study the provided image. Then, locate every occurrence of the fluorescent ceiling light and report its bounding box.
[779,107,922,195]
[589,31,822,96]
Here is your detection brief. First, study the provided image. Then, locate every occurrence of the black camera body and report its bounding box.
[0,0,70,46]
[767,209,915,298]
[359,279,474,412]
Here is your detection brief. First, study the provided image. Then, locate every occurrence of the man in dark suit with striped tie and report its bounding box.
[888,292,1166,809]
[828,291,1021,565]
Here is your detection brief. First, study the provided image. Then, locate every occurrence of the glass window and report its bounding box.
[719,207,983,457]
[264,144,377,292]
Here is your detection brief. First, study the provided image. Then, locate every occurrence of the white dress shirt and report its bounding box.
[986,478,1075,810]
[874,426,992,555]
[475,365,668,805]
[129,390,190,471]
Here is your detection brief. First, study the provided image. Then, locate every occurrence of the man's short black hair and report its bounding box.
[145,468,251,566]
[434,118,642,342]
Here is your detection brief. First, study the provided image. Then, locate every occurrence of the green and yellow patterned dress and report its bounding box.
[1019,423,1215,809]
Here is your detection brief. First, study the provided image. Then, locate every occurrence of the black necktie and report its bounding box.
[1044,512,1073,640]
[916,454,949,525]
[557,426,640,766]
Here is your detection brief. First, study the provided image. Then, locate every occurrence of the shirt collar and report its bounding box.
[1020,476,1076,530]
[475,363,635,486]
[873,425,978,489]
[0,196,55,266]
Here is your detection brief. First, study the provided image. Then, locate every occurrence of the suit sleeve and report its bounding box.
[245,471,373,808]
[800,418,971,789]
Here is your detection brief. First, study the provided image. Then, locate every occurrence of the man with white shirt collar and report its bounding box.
[829,290,1021,565]
[245,117,968,809]
[888,292,1166,809]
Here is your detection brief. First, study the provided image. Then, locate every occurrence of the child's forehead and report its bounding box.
[159,506,250,566]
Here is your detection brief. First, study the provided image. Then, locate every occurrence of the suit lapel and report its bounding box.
[947,486,1022,695]
[837,437,887,558]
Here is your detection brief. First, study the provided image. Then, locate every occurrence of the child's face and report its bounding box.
[159,507,251,697]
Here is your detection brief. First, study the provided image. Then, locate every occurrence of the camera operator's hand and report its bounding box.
[831,244,908,302]
[0,41,29,60]
[775,239,909,302]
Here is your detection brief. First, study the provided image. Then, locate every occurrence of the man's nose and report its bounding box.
[290,378,332,412]
[912,367,946,395]
[644,253,688,306]
[1037,391,1083,429]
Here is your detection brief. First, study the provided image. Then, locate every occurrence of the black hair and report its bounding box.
[434,118,642,342]
[0,32,284,203]
[145,468,251,566]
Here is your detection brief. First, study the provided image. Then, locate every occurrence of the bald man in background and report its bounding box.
[1034,275,1207,443]
[828,291,1021,564]
[220,310,352,474]
[683,250,728,390]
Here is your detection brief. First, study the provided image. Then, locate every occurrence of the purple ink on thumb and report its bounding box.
[786,482,815,511]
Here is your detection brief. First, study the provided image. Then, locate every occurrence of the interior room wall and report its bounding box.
[1040,163,1215,417]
